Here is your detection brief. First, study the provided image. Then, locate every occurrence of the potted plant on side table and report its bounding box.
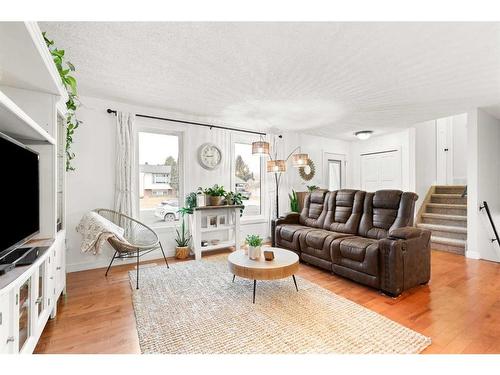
[246,234,263,260]
[203,184,227,206]
[175,207,191,259]
[224,191,246,216]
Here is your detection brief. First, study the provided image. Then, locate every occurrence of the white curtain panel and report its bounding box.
[114,111,136,217]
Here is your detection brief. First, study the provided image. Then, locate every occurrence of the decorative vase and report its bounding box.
[248,245,261,260]
[207,195,223,206]
[175,246,190,259]
[196,194,206,207]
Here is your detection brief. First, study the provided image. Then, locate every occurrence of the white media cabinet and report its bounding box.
[0,22,68,353]
[189,205,243,260]
[0,235,66,354]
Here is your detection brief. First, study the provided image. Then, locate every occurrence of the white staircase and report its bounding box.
[416,185,467,255]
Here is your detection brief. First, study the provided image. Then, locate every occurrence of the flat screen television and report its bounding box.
[0,132,39,258]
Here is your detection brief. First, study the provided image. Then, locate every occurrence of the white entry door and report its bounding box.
[360,149,402,191]
[436,117,454,184]
[323,152,346,191]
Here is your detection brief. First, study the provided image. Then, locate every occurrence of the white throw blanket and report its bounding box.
[76,211,127,255]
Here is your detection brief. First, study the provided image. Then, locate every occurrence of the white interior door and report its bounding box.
[360,149,402,191]
[323,152,346,190]
[436,117,453,184]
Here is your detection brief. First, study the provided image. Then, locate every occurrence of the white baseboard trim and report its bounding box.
[465,250,481,259]
[66,248,176,273]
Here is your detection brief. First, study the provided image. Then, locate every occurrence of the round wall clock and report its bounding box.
[198,143,222,170]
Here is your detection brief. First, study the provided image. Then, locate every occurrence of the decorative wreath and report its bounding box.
[299,158,316,181]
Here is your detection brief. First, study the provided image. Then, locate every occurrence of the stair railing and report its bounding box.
[479,201,500,245]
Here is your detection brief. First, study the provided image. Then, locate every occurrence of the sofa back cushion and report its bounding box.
[323,190,365,234]
[299,190,329,228]
[358,190,418,239]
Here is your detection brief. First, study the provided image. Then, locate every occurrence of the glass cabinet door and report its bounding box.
[18,279,31,352]
[37,264,45,317]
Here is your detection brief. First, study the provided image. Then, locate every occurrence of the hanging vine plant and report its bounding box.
[43,32,81,171]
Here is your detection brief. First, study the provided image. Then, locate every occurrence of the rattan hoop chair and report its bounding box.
[95,208,169,289]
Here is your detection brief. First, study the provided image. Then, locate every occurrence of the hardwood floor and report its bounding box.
[34,249,500,354]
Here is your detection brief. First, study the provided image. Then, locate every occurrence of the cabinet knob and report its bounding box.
[50,277,54,280]
[6,336,14,343]
[56,267,61,270]
[35,297,43,305]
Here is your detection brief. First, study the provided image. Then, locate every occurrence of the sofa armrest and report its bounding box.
[388,227,422,240]
[378,228,431,296]
[271,212,300,246]
[275,212,300,226]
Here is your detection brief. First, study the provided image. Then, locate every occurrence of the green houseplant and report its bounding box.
[175,207,191,259]
[289,190,299,213]
[43,32,81,172]
[224,191,246,216]
[246,234,263,260]
[307,185,320,192]
[203,184,227,206]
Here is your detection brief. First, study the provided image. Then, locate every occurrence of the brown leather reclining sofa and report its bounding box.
[272,189,431,296]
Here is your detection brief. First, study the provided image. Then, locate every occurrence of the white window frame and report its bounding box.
[135,126,184,229]
[230,133,267,223]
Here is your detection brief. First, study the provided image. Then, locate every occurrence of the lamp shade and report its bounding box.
[252,141,270,155]
[292,153,309,167]
[267,159,286,173]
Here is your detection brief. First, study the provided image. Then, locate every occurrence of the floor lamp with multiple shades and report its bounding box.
[252,136,309,218]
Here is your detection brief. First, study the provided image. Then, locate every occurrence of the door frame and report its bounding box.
[323,152,347,190]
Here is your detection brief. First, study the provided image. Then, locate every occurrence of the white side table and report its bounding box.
[189,205,243,260]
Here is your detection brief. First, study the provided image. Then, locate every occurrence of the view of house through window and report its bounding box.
[138,131,180,226]
[234,142,261,216]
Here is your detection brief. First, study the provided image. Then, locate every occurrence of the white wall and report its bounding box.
[452,113,468,184]
[413,113,467,212]
[66,95,271,272]
[415,120,437,208]
[466,108,500,262]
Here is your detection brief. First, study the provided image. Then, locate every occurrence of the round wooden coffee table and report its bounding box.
[227,247,299,303]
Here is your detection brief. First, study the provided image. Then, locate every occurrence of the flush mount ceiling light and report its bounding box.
[354,130,373,140]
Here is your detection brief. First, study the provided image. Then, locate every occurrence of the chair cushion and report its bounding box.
[279,224,310,242]
[299,229,351,261]
[332,236,379,276]
[299,191,329,228]
[358,190,417,239]
[275,224,313,253]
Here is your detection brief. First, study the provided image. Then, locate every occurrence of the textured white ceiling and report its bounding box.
[40,22,500,139]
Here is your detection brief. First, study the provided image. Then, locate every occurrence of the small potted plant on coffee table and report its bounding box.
[246,234,263,260]
[203,184,227,206]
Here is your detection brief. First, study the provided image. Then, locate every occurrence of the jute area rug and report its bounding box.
[129,255,431,354]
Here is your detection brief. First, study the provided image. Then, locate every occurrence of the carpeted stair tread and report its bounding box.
[426,203,467,210]
[417,223,467,233]
[421,213,467,221]
[430,236,466,247]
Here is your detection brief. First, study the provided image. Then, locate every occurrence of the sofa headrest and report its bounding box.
[310,190,327,204]
[373,190,403,210]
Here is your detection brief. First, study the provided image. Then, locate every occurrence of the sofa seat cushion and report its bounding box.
[275,224,313,252]
[299,229,352,261]
[332,236,379,276]
[278,224,310,242]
